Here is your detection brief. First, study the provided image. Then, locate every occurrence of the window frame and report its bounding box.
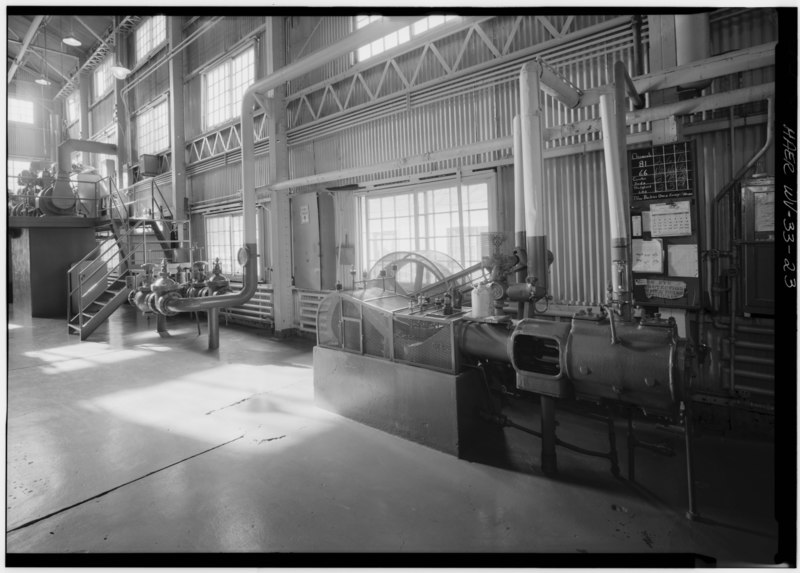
[135,98,171,157]
[93,55,114,102]
[357,172,496,276]
[134,15,167,66]
[201,45,256,132]
[8,97,34,124]
[354,14,459,63]
[65,92,80,125]
[203,210,264,282]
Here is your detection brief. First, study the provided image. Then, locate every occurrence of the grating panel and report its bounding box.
[393,316,453,371]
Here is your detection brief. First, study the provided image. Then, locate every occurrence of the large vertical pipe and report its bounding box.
[519,63,549,306]
[513,115,527,317]
[599,89,632,320]
[513,115,526,246]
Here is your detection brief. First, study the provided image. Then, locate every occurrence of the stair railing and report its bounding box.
[67,218,149,331]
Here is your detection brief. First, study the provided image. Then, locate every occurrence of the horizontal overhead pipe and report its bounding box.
[57,139,118,175]
[579,41,776,108]
[548,82,775,141]
[167,16,417,315]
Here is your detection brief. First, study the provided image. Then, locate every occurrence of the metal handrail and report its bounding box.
[67,227,153,325]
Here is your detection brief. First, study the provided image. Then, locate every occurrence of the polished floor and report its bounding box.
[5,304,785,566]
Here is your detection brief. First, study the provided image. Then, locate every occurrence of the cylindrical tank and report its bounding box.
[471,284,492,318]
[567,318,684,413]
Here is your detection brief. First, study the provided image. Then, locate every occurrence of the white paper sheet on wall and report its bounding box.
[650,201,691,237]
[667,244,699,277]
[632,239,663,273]
[754,191,775,233]
[632,215,642,238]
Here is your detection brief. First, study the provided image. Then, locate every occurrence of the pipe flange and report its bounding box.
[146,292,159,314]
[156,292,181,317]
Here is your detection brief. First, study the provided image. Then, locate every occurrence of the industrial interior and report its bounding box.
[5,8,794,566]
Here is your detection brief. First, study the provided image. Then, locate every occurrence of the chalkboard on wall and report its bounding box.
[630,141,695,202]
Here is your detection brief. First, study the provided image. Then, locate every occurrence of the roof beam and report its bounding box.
[9,39,80,61]
[8,15,45,84]
[74,16,112,49]
[30,50,72,83]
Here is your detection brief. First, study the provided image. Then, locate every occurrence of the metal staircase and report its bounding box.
[67,176,183,340]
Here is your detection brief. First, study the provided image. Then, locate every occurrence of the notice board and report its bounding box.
[628,141,701,309]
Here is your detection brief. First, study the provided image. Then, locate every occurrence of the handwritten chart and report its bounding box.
[630,142,695,201]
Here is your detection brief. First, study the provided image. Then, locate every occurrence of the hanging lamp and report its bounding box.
[62,16,81,46]
[34,21,52,85]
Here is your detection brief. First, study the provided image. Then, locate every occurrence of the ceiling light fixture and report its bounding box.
[35,21,52,86]
[110,21,132,80]
[111,65,132,80]
[62,16,82,46]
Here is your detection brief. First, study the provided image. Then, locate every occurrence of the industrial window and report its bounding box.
[135,15,167,64]
[136,99,170,156]
[204,212,263,280]
[355,15,458,62]
[93,56,113,100]
[8,98,34,124]
[7,159,31,192]
[203,46,255,130]
[359,176,492,273]
[66,92,79,124]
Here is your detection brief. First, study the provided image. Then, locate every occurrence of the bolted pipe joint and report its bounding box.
[155,292,182,317]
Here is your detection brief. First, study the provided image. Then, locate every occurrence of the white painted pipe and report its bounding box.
[519,62,548,291]
[513,115,525,240]
[598,93,627,243]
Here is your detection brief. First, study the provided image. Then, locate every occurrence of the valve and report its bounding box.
[205,258,230,294]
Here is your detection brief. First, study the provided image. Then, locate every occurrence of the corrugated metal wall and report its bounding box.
[284,15,642,305]
[280,11,775,307]
[287,17,353,93]
[90,95,115,138]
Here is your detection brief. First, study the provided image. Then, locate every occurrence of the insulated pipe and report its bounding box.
[513,115,526,245]
[57,139,118,175]
[458,321,512,364]
[599,92,631,317]
[519,62,549,306]
[513,115,527,317]
[166,17,416,315]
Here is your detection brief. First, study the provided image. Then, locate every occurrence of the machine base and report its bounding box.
[313,346,484,457]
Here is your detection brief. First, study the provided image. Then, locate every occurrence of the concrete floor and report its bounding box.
[5,304,784,566]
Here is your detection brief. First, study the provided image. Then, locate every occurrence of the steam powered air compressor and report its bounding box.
[314,239,698,518]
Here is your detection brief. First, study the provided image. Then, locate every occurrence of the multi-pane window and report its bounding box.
[93,56,113,100]
[8,159,31,192]
[355,15,458,62]
[66,92,79,124]
[136,100,170,156]
[204,212,264,281]
[205,214,243,279]
[135,15,167,64]
[203,47,255,130]
[360,178,491,272]
[8,98,34,124]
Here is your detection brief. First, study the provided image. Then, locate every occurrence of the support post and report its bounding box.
[265,17,295,337]
[540,395,558,475]
[208,307,220,350]
[682,400,699,520]
[168,15,188,242]
[79,71,90,166]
